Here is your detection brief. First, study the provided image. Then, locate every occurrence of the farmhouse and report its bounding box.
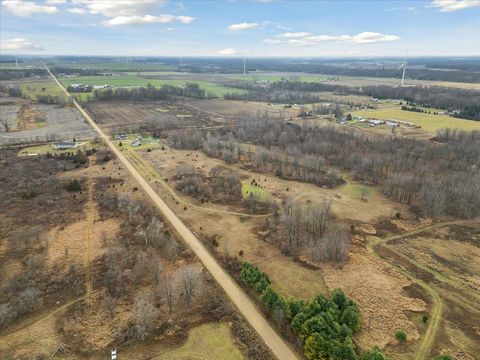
[53,141,81,150]
[69,84,93,93]
[367,119,385,126]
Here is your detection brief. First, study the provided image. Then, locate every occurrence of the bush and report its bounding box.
[239,262,271,293]
[359,346,389,360]
[65,179,81,192]
[395,330,407,343]
[422,314,428,323]
[102,155,112,162]
[433,355,453,360]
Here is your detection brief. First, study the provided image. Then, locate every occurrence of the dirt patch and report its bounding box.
[17,104,46,130]
[321,248,426,350]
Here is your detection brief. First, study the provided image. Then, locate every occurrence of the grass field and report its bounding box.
[340,182,374,200]
[351,107,480,133]
[154,323,244,360]
[59,75,244,98]
[242,182,272,201]
[19,80,69,101]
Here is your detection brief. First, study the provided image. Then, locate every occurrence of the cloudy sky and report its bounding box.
[1,0,479,57]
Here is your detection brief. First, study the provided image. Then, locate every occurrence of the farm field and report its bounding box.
[0,101,96,145]
[84,101,213,132]
[58,75,245,98]
[351,107,480,133]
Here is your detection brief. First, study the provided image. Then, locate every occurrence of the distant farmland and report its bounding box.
[59,75,245,98]
[351,107,480,133]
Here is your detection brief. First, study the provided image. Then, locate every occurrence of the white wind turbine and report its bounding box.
[398,51,408,87]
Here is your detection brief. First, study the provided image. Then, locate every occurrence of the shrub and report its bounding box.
[65,179,81,192]
[102,155,112,162]
[422,314,428,323]
[433,355,454,360]
[395,330,407,342]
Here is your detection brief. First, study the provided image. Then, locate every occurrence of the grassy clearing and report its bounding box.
[19,80,68,101]
[242,182,271,200]
[340,182,375,200]
[59,75,244,97]
[351,108,480,133]
[153,322,244,360]
[114,133,163,151]
[17,142,90,157]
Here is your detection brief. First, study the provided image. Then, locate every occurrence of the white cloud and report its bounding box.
[2,0,58,17]
[263,38,283,44]
[104,14,193,26]
[68,7,87,14]
[347,32,400,44]
[218,48,240,55]
[69,0,194,27]
[430,0,480,12]
[267,31,400,46]
[46,0,67,4]
[0,38,44,51]
[278,32,312,38]
[72,0,161,16]
[228,22,259,31]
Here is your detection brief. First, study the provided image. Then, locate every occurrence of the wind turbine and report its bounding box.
[398,51,408,87]
[15,56,19,69]
[243,57,246,76]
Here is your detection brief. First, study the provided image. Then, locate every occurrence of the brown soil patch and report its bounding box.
[17,104,46,130]
[321,249,426,350]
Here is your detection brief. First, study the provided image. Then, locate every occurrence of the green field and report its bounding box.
[351,107,480,133]
[242,182,273,202]
[59,75,244,98]
[19,80,69,101]
[340,182,374,200]
[154,322,244,360]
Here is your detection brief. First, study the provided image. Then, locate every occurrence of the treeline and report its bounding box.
[36,94,69,105]
[227,80,480,112]
[0,84,22,97]
[240,262,387,360]
[224,88,323,104]
[92,83,214,102]
[231,117,480,219]
[170,130,344,189]
[453,104,480,121]
[0,69,48,80]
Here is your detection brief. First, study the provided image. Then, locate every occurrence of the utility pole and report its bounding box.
[243,58,246,76]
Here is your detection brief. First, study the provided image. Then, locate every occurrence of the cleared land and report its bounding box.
[0,101,96,145]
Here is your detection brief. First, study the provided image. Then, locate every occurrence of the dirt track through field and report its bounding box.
[368,219,480,360]
[46,65,299,360]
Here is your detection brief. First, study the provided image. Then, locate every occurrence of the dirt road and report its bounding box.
[367,219,480,360]
[45,66,299,360]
